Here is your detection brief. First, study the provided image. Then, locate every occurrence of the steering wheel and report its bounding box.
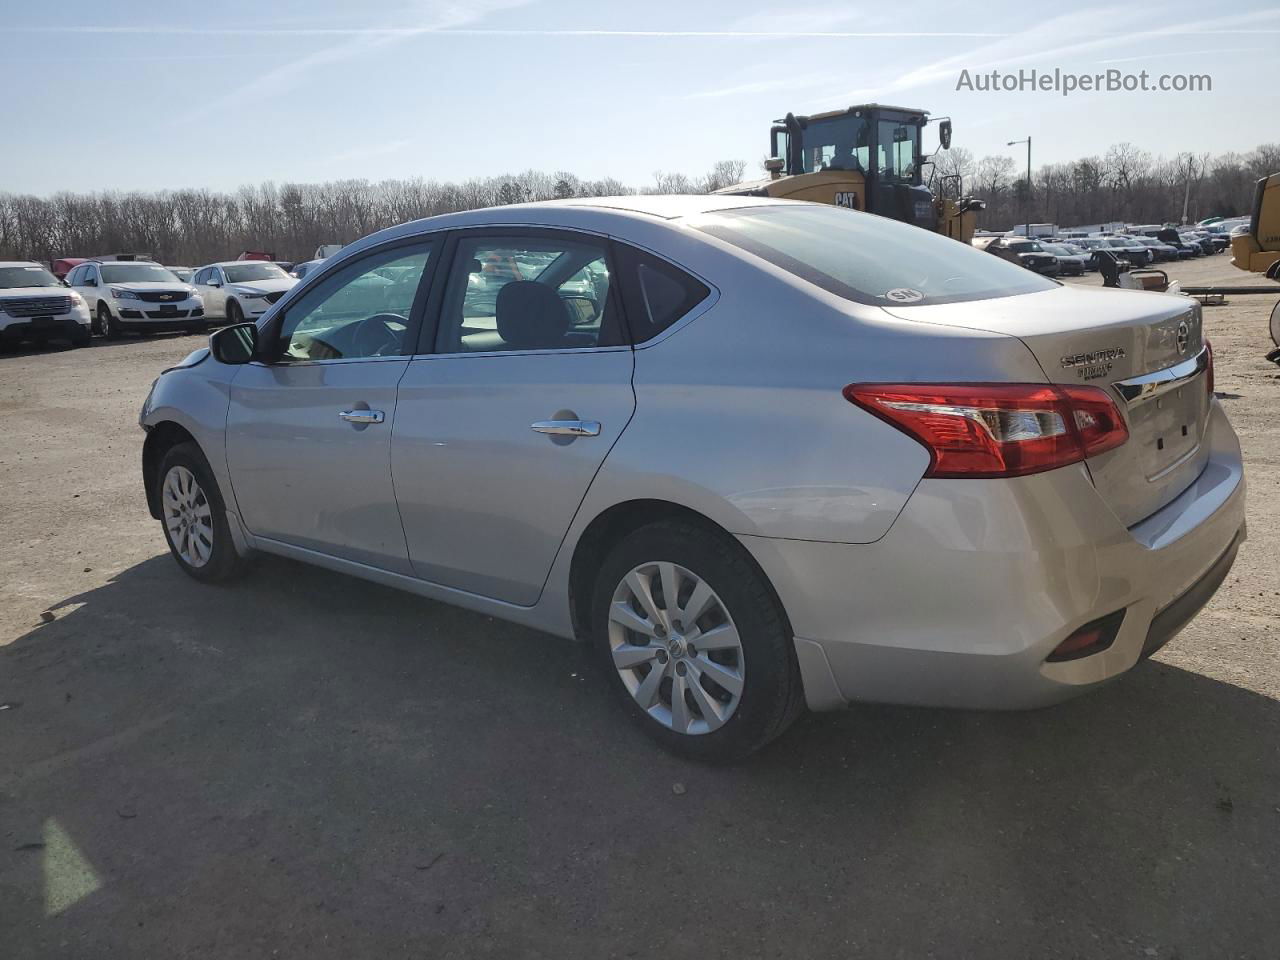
[351,313,407,357]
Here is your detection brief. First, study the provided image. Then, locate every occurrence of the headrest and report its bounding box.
[495,281,571,350]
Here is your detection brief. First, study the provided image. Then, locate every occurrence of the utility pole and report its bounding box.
[1008,137,1031,235]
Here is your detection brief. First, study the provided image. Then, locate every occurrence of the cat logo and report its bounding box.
[834,191,859,210]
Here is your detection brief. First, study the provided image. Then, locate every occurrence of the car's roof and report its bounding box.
[0,260,44,268]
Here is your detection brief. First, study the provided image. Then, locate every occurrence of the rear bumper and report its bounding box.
[741,400,1246,712]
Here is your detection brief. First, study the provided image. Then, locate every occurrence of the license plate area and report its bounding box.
[1128,379,1206,481]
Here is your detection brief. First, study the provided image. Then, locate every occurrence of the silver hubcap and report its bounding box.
[608,561,745,735]
[162,465,214,568]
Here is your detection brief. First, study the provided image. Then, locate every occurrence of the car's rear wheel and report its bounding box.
[591,519,803,762]
[1269,298,1280,349]
[156,442,244,583]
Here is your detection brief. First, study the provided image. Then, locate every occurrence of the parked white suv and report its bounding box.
[0,261,91,347]
[192,261,297,325]
[67,260,204,338]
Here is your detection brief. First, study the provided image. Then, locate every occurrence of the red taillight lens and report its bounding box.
[1205,339,1214,397]
[843,382,1129,478]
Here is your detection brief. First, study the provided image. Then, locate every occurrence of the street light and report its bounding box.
[1008,137,1031,238]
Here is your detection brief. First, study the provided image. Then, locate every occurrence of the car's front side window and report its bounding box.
[435,233,621,354]
[275,242,433,362]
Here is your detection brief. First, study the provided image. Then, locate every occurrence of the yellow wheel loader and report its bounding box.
[1227,174,1280,356]
[714,104,985,243]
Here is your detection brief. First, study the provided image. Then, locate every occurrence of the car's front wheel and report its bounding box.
[156,442,244,583]
[95,303,119,339]
[591,519,804,762]
[226,299,244,326]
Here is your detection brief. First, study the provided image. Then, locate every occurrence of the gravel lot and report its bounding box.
[2,256,1279,959]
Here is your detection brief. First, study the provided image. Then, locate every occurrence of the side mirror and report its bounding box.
[939,119,953,150]
[209,322,258,365]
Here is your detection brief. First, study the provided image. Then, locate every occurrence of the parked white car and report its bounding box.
[0,261,91,347]
[193,261,297,325]
[67,260,203,338]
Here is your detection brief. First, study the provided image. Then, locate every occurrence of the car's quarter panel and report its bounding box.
[587,269,1048,545]
[392,348,636,605]
[224,358,414,574]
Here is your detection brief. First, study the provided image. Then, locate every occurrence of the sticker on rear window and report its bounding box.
[884,288,924,304]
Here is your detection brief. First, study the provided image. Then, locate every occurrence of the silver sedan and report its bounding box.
[139,195,1246,761]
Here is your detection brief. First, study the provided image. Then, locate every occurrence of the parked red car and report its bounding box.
[51,257,86,280]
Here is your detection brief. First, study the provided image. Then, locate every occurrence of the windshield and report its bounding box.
[1008,241,1043,253]
[693,205,1056,306]
[0,265,61,289]
[798,114,871,174]
[224,263,287,283]
[1106,238,1132,248]
[100,263,180,284]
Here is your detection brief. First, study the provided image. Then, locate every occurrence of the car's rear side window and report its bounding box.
[615,244,710,343]
[689,205,1057,306]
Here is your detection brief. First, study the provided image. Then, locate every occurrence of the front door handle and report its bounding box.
[339,409,385,424]
[531,419,600,437]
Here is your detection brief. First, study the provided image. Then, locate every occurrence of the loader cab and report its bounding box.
[771,104,938,231]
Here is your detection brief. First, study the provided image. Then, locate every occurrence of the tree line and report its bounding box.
[936,141,1279,230]
[1,141,1275,266]
[0,161,747,267]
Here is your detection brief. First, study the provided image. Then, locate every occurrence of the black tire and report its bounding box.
[97,303,121,339]
[590,519,804,762]
[155,441,245,583]
[226,299,243,326]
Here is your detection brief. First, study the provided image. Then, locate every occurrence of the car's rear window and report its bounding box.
[690,205,1057,306]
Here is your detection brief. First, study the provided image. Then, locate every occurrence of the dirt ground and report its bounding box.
[2,256,1279,959]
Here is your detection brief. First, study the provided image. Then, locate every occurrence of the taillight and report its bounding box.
[1205,339,1214,397]
[843,382,1129,478]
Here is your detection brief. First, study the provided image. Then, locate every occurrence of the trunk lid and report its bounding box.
[884,285,1209,526]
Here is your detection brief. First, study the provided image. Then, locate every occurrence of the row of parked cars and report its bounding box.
[974,226,1230,277]
[0,254,309,348]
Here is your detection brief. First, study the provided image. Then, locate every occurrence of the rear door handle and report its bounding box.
[531,419,600,437]
[339,409,385,424]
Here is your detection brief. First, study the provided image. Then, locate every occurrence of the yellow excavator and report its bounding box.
[715,104,985,243]
[1227,173,1280,356]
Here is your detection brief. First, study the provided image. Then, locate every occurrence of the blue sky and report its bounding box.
[4,0,1277,195]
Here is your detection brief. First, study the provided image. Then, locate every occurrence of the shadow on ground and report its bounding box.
[2,554,1278,958]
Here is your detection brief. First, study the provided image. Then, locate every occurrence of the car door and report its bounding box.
[224,239,437,574]
[392,229,636,606]
[65,265,84,299]
[76,263,101,307]
[192,268,210,310]
[203,267,229,317]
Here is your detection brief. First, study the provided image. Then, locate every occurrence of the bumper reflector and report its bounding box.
[1046,609,1127,663]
